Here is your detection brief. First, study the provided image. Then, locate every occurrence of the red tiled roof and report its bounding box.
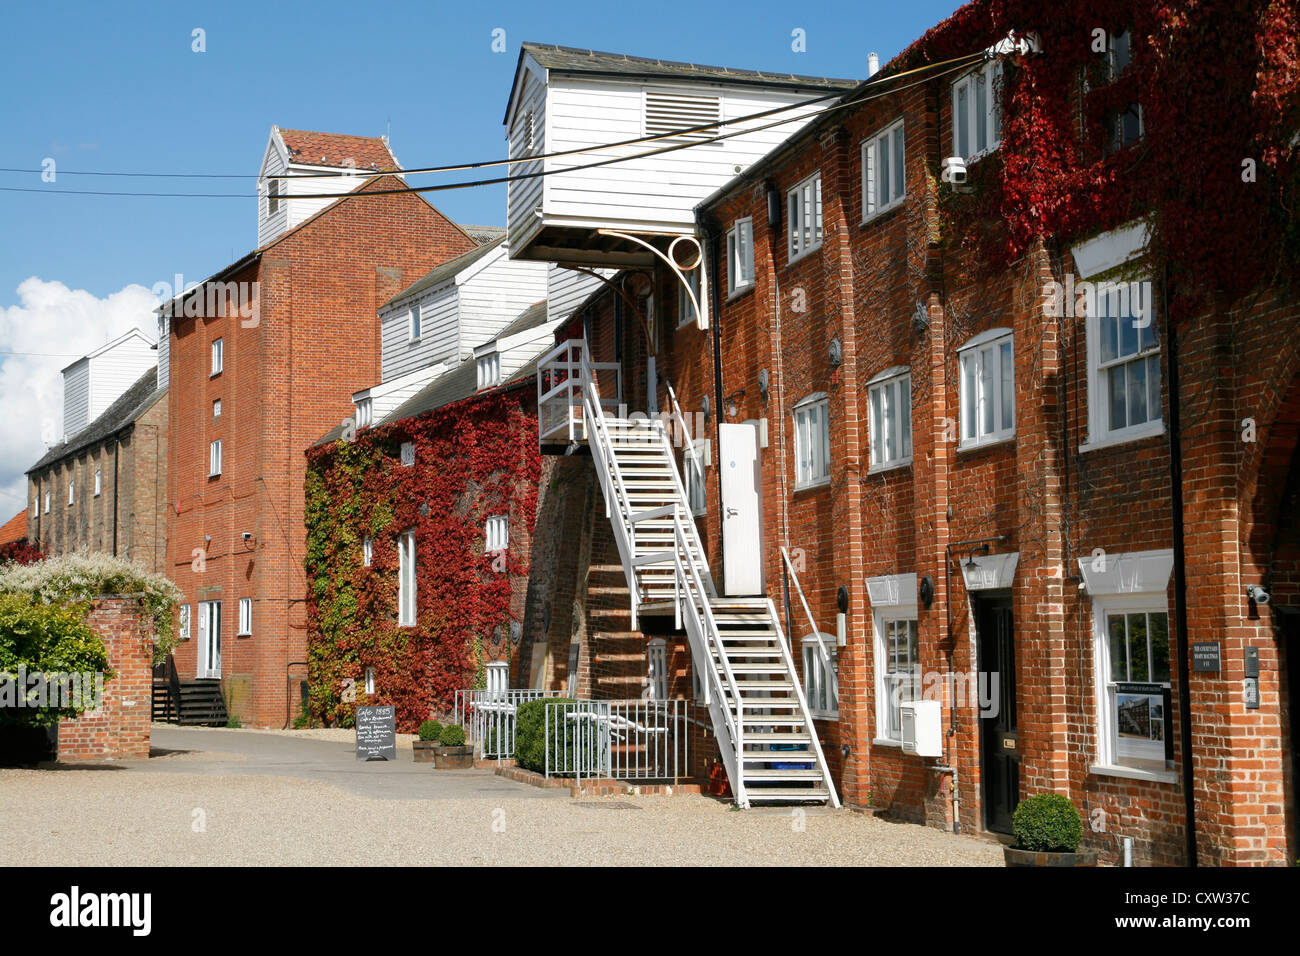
[277,129,397,171]
[0,510,26,546]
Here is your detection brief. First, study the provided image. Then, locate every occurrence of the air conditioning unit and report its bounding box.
[901,700,942,757]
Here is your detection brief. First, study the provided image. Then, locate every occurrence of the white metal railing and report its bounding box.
[454,688,564,761]
[762,595,842,808]
[780,546,834,671]
[542,698,689,783]
[536,338,622,444]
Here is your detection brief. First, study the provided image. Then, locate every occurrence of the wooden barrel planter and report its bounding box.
[432,745,475,769]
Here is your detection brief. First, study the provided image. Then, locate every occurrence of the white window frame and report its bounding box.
[1084,277,1163,449]
[213,398,221,419]
[93,467,102,497]
[801,634,839,719]
[43,490,50,514]
[362,535,373,567]
[398,530,416,626]
[477,351,501,390]
[1091,593,1175,782]
[873,610,920,745]
[677,268,701,328]
[67,480,74,506]
[355,397,372,428]
[267,178,280,216]
[400,442,415,467]
[867,367,912,471]
[792,393,831,489]
[178,604,191,642]
[786,173,823,263]
[683,438,709,516]
[951,59,1003,164]
[647,638,668,701]
[485,514,508,553]
[209,439,222,477]
[238,596,252,636]
[726,218,754,296]
[408,303,421,343]
[211,338,223,376]
[861,119,906,221]
[364,667,376,696]
[958,328,1015,449]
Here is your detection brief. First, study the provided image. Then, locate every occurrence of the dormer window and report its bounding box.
[355,397,373,428]
[477,351,501,390]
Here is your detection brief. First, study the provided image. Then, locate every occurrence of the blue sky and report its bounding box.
[0,0,963,300]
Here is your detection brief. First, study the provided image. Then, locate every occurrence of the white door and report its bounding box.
[720,422,763,595]
[197,600,221,679]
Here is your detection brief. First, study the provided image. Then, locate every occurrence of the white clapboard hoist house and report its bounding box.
[505,42,858,806]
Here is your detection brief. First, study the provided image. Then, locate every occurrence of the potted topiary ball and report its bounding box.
[1004,793,1099,867]
[433,722,474,769]
[413,720,442,762]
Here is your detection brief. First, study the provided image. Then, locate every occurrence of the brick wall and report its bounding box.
[57,595,152,761]
[168,179,477,728]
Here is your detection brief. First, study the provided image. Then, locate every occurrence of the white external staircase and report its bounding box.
[537,339,839,807]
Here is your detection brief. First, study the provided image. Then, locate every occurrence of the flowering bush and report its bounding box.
[0,553,182,665]
[0,540,43,566]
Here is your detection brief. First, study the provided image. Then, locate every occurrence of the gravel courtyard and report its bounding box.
[1,727,1004,866]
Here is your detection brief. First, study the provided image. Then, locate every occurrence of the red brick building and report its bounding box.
[161,129,480,728]
[503,6,1298,865]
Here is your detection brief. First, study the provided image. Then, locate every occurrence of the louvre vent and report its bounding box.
[644,91,722,143]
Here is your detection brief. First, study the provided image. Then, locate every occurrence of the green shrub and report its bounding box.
[418,719,442,741]
[438,723,466,746]
[0,594,113,726]
[514,697,601,774]
[225,715,241,729]
[0,554,181,665]
[292,704,310,729]
[1012,793,1084,852]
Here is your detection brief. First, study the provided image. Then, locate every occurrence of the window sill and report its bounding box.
[1089,763,1177,785]
[867,457,912,476]
[236,631,251,638]
[408,339,421,346]
[209,372,222,379]
[794,477,831,493]
[1079,420,1165,454]
[726,283,755,303]
[957,433,1015,454]
[873,737,904,748]
[786,244,823,268]
[862,199,905,225]
[809,711,839,721]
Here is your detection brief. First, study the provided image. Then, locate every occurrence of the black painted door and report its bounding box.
[976,593,1019,835]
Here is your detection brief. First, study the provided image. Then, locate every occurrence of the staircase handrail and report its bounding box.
[763,595,842,808]
[779,546,834,669]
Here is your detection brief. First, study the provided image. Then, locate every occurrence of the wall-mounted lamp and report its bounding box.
[912,301,930,335]
[836,585,849,648]
[204,534,212,545]
[766,184,782,229]
[757,368,770,403]
[920,575,935,610]
[724,389,746,419]
[828,337,843,369]
[701,395,710,424]
[964,543,991,571]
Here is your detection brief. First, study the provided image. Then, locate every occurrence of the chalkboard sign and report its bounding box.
[355,705,396,761]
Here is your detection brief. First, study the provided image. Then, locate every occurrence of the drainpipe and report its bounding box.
[1164,264,1198,866]
[111,434,120,556]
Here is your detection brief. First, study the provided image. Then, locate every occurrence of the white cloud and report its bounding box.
[0,277,161,521]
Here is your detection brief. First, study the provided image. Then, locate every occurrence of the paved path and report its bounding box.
[143,727,567,800]
[0,726,1005,866]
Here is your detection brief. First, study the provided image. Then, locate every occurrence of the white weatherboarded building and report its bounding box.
[503,42,858,269]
